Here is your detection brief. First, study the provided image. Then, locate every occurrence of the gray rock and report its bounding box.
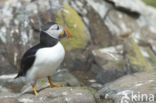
[90,83,103,90]
[51,69,81,86]
[98,70,156,103]
[0,46,16,75]
[0,87,98,103]
[96,69,126,85]
[140,46,156,69]
[104,0,156,54]
[0,78,25,93]
[64,48,93,71]
[18,87,96,103]
[92,45,124,66]
[106,0,144,14]
[0,73,26,94]
[0,97,19,103]
[123,38,152,72]
[70,0,117,47]
[92,45,127,84]
[86,6,116,47]
[104,9,138,38]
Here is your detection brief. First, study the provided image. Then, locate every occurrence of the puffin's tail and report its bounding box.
[14,74,19,79]
[14,71,25,79]
[14,73,22,79]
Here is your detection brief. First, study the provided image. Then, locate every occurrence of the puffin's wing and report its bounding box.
[15,44,40,78]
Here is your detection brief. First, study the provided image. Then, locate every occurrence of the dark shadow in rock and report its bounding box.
[21,90,35,96]
[116,7,140,19]
[105,0,140,18]
[38,86,49,93]
[20,86,49,96]
[96,69,127,84]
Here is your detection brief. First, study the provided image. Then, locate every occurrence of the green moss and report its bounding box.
[56,4,88,51]
[142,47,156,69]
[104,61,125,70]
[142,0,156,8]
[126,39,152,72]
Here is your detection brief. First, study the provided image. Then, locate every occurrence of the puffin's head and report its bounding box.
[41,22,72,39]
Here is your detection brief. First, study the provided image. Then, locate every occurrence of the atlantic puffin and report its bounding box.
[15,22,72,95]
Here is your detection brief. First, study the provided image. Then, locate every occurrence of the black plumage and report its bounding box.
[15,30,58,78]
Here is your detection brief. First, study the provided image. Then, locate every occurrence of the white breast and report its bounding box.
[26,42,65,81]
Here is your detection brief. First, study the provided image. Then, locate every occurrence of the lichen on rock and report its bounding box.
[124,38,152,72]
[140,47,156,69]
[56,4,88,51]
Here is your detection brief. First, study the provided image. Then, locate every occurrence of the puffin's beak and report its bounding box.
[64,28,72,38]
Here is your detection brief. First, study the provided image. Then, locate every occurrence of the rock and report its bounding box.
[140,46,156,69]
[106,0,143,14]
[70,0,117,47]
[135,25,156,56]
[0,0,40,71]
[57,4,90,51]
[92,45,127,84]
[86,0,110,18]
[85,0,116,47]
[0,97,19,103]
[0,46,16,75]
[124,38,152,72]
[0,78,25,93]
[18,87,96,103]
[90,83,103,90]
[0,73,26,94]
[92,45,124,67]
[96,70,126,85]
[86,5,116,47]
[106,0,156,27]
[98,70,156,103]
[0,70,80,96]
[0,87,99,103]
[51,69,81,86]
[143,6,156,28]
[91,38,154,84]
[104,9,138,39]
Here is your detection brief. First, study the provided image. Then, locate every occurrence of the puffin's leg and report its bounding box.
[32,85,38,96]
[47,76,64,87]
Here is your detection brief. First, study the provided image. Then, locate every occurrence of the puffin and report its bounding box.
[15,22,72,96]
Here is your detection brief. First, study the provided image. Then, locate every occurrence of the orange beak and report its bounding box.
[64,28,72,38]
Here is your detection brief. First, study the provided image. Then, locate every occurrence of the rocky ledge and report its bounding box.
[0,87,100,103]
[98,70,156,103]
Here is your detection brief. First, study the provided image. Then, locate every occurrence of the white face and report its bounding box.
[44,24,64,39]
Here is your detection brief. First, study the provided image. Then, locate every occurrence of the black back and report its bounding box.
[15,30,58,78]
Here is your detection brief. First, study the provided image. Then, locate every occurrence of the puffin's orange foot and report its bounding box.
[50,84,64,88]
[47,76,64,88]
[32,85,38,96]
